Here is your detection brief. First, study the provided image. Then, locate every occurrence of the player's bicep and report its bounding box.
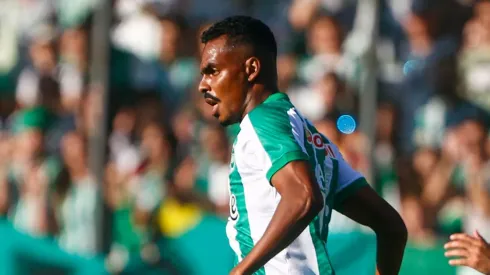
[271,160,324,210]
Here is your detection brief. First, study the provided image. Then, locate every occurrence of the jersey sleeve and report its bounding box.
[330,145,370,210]
[246,106,309,182]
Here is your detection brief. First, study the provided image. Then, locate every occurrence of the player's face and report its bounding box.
[199,36,248,126]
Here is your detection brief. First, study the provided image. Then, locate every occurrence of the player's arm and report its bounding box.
[335,184,408,275]
[231,160,324,275]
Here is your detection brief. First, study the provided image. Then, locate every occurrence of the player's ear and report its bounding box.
[245,57,260,82]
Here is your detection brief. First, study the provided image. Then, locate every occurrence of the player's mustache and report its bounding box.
[204,92,220,102]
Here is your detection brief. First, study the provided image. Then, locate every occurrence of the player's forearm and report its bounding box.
[237,195,323,274]
[374,220,408,275]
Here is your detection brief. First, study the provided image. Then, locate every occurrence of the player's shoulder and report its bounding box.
[236,94,302,150]
[246,93,299,129]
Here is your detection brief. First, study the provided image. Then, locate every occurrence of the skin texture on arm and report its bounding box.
[230,160,324,275]
[336,185,408,275]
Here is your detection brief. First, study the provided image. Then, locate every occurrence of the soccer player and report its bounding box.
[198,16,407,275]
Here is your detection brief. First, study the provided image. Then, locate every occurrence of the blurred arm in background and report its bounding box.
[0,168,9,216]
[288,0,320,31]
[421,129,460,208]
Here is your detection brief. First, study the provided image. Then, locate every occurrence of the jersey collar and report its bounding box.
[263,92,288,104]
[238,92,288,130]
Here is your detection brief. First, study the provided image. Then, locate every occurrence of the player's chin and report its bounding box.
[218,117,233,127]
[216,114,235,127]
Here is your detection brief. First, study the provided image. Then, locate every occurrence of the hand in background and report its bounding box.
[445,230,490,274]
[441,130,462,163]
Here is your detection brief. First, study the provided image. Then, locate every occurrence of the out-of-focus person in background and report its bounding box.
[58,26,88,113]
[15,26,58,110]
[7,107,60,216]
[295,14,359,89]
[199,123,230,216]
[11,159,56,237]
[54,131,97,255]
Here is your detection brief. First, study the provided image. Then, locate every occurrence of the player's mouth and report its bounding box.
[204,93,220,117]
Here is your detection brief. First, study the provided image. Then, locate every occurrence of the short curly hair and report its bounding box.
[200,15,277,58]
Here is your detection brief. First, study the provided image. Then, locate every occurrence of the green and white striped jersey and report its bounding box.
[226,93,368,275]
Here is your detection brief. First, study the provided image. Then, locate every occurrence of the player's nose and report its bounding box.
[198,76,211,95]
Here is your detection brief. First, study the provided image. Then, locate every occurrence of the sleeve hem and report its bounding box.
[333,177,369,210]
[266,151,309,183]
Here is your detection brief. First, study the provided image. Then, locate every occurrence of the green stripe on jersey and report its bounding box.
[321,159,339,241]
[309,216,335,275]
[302,120,337,274]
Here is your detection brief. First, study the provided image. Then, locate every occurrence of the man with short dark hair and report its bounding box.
[199,16,407,275]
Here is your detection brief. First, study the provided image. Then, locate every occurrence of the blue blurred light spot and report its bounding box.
[337,115,356,134]
[403,60,417,75]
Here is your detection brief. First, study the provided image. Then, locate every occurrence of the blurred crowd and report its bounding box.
[0,0,489,274]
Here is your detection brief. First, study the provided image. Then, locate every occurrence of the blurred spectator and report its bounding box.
[58,27,88,113]
[397,10,460,153]
[459,4,490,112]
[277,54,298,92]
[289,72,352,121]
[199,124,230,216]
[107,121,170,257]
[158,17,198,100]
[374,103,400,209]
[2,0,55,46]
[5,106,60,239]
[297,15,358,86]
[11,159,56,237]
[16,29,57,108]
[288,0,357,32]
[171,107,196,159]
[112,4,162,61]
[7,107,60,189]
[136,122,173,209]
[79,87,104,137]
[36,75,79,156]
[55,131,98,255]
[109,106,137,163]
[414,54,489,150]
[418,120,490,246]
[400,194,436,244]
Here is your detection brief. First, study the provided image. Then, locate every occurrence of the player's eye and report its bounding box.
[201,66,219,77]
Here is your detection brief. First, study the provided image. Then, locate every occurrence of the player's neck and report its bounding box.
[241,84,278,120]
